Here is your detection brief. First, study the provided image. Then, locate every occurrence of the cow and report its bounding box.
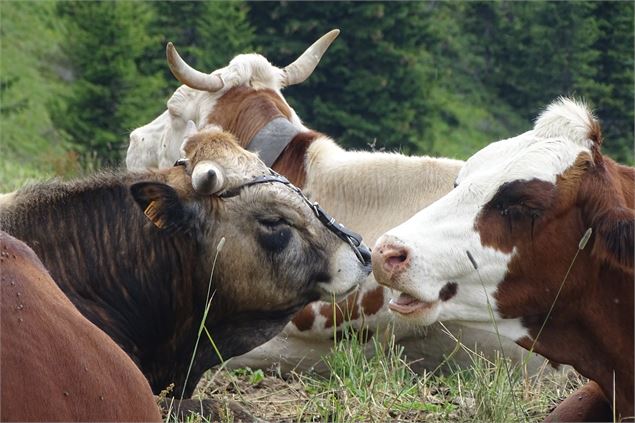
[0,230,162,422]
[372,98,634,421]
[0,128,370,401]
[127,30,548,375]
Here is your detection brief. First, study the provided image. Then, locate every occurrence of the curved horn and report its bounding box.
[192,161,225,195]
[166,42,224,92]
[281,29,340,87]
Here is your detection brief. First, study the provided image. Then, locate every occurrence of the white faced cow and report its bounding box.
[373,98,634,421]
[127,31,549,375]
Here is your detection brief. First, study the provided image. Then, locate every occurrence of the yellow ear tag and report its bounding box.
[144,200,167,229]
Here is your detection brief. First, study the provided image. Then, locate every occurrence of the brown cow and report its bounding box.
[0,230,161,421]
[0,128,369,400]
[373,98,634,421]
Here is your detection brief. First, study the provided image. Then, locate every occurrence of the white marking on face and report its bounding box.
[374,98,595,341]
[319,243,368,300]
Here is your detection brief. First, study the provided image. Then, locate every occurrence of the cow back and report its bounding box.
[0,231,161,422]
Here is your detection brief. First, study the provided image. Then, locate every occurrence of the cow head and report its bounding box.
[130,128,370,352]
[372,98,634,342]
[126,30,339,170]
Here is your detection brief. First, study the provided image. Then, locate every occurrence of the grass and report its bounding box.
[181,325,584,423]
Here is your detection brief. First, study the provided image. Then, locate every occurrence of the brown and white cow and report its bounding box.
[373,98,634,420]
[0,230,162,422]
[127,30,548,375]
[0,128,369,399]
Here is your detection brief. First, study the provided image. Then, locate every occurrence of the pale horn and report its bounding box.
[166,42,224,92]
[281,29,340,87]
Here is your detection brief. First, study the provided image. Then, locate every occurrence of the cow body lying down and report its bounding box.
[0,129,369,398]
[127,31,549,374]
[0,231,162,422]
[374,98,634,421]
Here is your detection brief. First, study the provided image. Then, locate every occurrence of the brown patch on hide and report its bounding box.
[0,231,160,421]
[207,86,293,148]
[272,131,321,188]
[291,306,316,332]
[319,289,360,329]
[360,286,385,316]
[470,147,633,418]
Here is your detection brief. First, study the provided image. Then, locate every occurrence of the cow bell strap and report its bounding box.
[245,117,301,167]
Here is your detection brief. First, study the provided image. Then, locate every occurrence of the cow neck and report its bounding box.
[246,117,301,167]
[516,264,634,419]
[271,130,321,188]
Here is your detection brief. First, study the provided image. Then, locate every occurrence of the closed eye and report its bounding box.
[258,217,288,229]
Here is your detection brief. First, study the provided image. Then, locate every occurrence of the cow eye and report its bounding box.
[453,181,459,188]
[258,219,292,253]
[257,217,287,229]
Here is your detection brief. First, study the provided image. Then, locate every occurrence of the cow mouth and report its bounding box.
[388,292,438,315]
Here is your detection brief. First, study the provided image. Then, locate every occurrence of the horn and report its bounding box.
[192,161,225,195]
[281,29,340,87]
[166,42,224,92]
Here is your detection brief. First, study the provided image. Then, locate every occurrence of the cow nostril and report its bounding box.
[386,254,407,267]
[382,246,409,273]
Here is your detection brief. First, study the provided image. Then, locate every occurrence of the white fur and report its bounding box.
[374,98,595,342]
[126,54,307,171]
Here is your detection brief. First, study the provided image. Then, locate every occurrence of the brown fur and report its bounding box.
[0,231,161,422]
[477,151,634,419]
[543,381,612,422]
[207,86,293,148]
[271,131,319,188]
[0,130,354,399]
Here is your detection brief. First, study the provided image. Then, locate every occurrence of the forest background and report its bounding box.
[1,1,633,191]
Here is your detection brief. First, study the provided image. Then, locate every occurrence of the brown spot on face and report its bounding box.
[291,306,316,331]
[438,282,458,302]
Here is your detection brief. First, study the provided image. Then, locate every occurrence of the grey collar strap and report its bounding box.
[245,117,301,167]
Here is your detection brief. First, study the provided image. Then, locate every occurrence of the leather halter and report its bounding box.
[218,170,370,265]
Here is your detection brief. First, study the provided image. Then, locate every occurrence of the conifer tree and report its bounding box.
[248,2,435,152]
[147,2,254,94]
[53,1,163,164]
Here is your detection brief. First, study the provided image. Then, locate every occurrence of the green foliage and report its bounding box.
[0,1,68,171]
[249,2,437,153]
[146,1,254,96]
[587,1,634,164]
[52,1,164,165]
[1,0,632,175]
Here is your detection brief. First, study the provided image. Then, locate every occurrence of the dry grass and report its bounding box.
[174,328,585,423]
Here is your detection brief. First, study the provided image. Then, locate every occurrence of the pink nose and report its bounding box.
[371,243,410,286]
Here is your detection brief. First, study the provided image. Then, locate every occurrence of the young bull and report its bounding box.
[127,30,546,375]
[1,231,161,422]
[373,98,634,421]
[0,128,370,399]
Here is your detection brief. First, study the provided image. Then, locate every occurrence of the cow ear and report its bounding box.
[590,208,634,272]
[130,182,191,233]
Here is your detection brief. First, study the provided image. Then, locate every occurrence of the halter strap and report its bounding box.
[219,171,368,264]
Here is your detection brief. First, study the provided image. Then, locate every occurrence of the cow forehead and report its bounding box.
[456,131,591,204]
